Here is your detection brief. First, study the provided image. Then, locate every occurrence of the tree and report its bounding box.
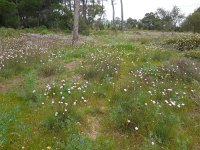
[189,12,200,33]
[126,18,138,29]
[81,0,87,23]
[87,0,104,26]
[0,0,20,28]
[72,0,80,46]
[141,12,161,30]
[170,6,184,31]
[156,8,172,30]
[181,7,200,33]
[111,0,116,30]
[156,6,184,31]
[120,0,124,30]
[100,0,107,20]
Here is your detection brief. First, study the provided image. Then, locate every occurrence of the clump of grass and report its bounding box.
[38,62,64,77]
[42,108,81,131]
[82,49,121,81]
[139,37,152,45]
[17,73,40,103]
[162,57,200,82]
[151,50,175,62]
[40,80,90,132]
[0,63,25,79]
[0,49,48,80]
[0,27,20,37]
[111,44,136,51]
[0,102,20,149]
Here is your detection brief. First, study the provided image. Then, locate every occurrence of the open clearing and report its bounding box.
[0,30,200,149]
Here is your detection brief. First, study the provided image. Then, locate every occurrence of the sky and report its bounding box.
[104,0,200,20]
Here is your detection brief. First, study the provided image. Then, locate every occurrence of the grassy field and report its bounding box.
[0,28,200,149]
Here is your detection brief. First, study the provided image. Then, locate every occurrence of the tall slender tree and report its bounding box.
[72,0,80,46]
[120,0,124,30]
[82,0,87,23]
[111,0,116,29]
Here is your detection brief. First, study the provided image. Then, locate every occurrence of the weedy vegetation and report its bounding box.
[0,29,200,149]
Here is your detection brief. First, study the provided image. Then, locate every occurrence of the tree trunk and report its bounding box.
[111,0,115,30]
[82,0,87,23]
[72,0,80,46]
[68,0,72,11]
[120,0,124,31]
[100,0,104,20]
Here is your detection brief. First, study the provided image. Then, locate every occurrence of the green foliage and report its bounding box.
[126,18,138,29]
[181,7,200,33]
[0,27,20,37]
[0,0,73,30]
[0,0,20,28]
[141,12,162,30]
[79,18,90,36]
[184,50,200,60]
[141,6,184,31]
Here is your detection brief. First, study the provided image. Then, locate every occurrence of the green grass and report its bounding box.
[0,29,200,149]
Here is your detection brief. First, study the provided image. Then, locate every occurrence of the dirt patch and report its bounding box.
[86,116,100,140]
[64,60,82,70]
[0,76,21,92]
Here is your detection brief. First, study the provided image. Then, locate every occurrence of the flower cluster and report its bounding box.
[42,79,90,116]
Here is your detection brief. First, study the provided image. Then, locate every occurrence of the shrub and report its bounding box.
[164,35,200,51]
[184,50,200,60]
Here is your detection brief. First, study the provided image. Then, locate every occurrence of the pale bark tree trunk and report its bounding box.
[111,0,115,29]
[100,0,104,20]
[72,0,80,46]
[120,0,124,31]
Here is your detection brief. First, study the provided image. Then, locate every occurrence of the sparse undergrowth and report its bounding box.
[0,30,200,149]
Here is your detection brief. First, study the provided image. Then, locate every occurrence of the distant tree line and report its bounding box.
[117,6,199,33]
[0,0,199,33]
[0,0,105,33]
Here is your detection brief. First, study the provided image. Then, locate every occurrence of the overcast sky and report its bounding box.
[104,0,200,20]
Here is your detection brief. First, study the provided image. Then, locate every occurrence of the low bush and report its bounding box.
[164,35,200,51]
[184,50,200,60]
